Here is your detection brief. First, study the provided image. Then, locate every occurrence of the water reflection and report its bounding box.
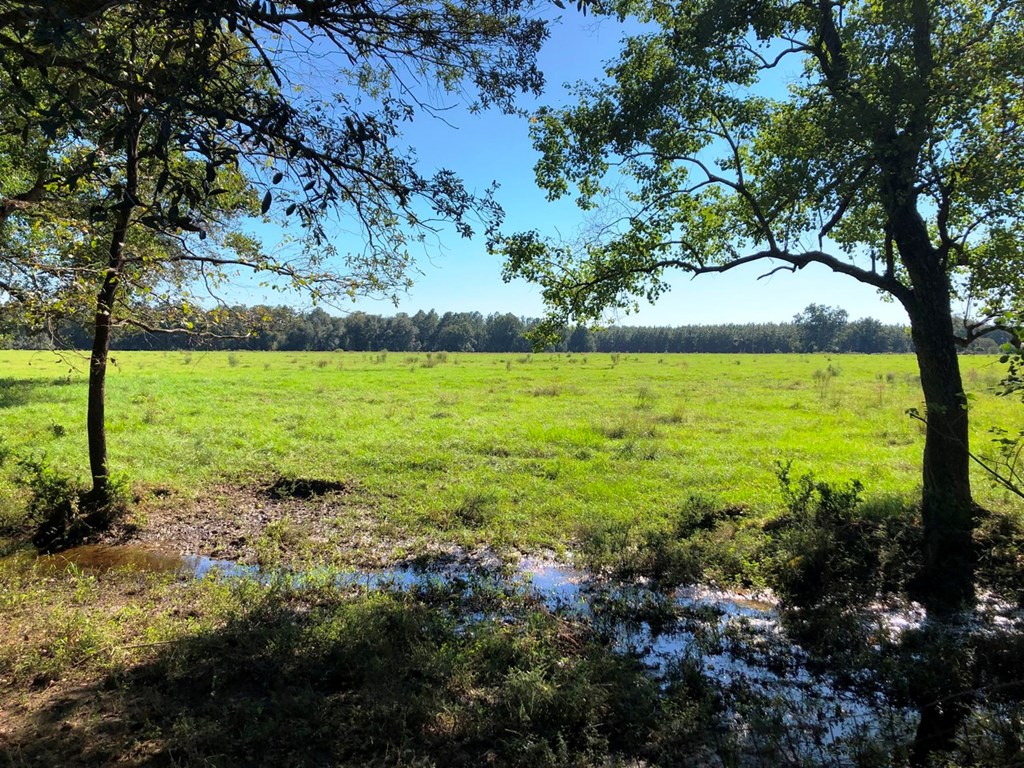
[37,543,194,574]
[36,543,1022,764]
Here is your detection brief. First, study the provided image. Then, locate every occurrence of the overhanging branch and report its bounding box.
[117,316,251,339]
[657,248,910,302]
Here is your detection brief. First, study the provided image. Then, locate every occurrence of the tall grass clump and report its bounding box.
[765,462,920,611]
[577,494,754,590]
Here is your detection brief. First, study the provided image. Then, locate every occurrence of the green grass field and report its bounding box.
[1,350,1019,554]
[2,350,1023,767]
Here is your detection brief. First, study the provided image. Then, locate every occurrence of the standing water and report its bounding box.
[41,543,1010,765]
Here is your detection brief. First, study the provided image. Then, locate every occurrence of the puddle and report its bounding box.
[35,543,1022,762]
[37,544,201,575]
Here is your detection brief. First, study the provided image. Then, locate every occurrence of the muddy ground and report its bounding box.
[96,479,507,570]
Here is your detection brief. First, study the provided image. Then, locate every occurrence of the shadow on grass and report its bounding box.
[0,375,83,411]
[0,377,48,410]
[3,578,712,767]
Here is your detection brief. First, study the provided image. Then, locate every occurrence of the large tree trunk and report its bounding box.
[904,289,976,761]
[894,244,976,764]
[904,273,975,615]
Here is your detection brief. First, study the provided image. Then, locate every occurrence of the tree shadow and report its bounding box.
[0,377,45,410]
[0,376,82,410]
[2,578,681,767]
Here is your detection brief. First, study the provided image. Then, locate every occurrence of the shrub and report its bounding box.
[577,496,750,590]
[765,462,920,610]
[975,508,1024,606]
[18,455,131,551]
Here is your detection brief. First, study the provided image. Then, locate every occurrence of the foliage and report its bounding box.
[577,493,757,589]
[15,453,130,550]
[0,0,549,328]
[981,426,1024,500]
[949,702,1024,767]
[765,463,920,610]
[792,304,848,353]
[498,0,1024,340]
[0,301,932,353]
[999,321,1024,400]
[974,508,1024,606]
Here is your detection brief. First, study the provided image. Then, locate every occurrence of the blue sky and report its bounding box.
[270,10,913,327]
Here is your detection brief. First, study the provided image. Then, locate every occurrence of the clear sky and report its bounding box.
[269,9,913,327]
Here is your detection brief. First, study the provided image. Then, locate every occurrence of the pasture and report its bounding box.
[0,350,1018,560]
[2,350,1023,767]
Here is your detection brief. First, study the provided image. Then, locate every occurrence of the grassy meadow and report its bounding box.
[0,349,1019,557]
[3,349,1024,767]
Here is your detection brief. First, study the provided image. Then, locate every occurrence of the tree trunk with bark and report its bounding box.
[902,261,976,614]
[880,136,976,613]
[86,111,140,506]
[889,237,975,763]
[86,257,124,503]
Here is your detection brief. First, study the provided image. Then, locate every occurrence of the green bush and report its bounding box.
[765,462,920,610]
[577,495,753,590]
[17,455,130,551]
[975,508,1024,606]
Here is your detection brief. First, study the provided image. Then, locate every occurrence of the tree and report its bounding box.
[0,0,548,505]
[499,0,1024,613]
[411,310,441,351]
[435,311,483,351]
[380,314,418,353]
[483,312,528,352]
[567,324,597,353]
[838,317,888,354]
[341,312,381,351]
[792,303,848,353]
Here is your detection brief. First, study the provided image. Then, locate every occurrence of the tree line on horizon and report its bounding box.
[0,302,1009,356]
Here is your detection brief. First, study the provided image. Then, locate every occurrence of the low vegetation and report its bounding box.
[1,556,719,767]
[1,351,1022,766]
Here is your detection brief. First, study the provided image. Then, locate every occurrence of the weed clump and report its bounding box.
[975,508,1024,606]
[450,491,498,528]
[764,462,920,611]
[578,495,751,590]
[420,351,449,368]
[531,384,561,397]
[17,455,131,552]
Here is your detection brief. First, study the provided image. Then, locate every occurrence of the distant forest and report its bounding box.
[0,304,1009,355]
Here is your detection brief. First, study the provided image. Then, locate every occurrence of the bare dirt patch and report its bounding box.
[94,480,465,569]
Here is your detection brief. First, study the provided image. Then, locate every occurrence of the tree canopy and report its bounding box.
[501,0,1022,336]
[0,0,549,325]
[0,0,549,502]
[498,0,1024,612]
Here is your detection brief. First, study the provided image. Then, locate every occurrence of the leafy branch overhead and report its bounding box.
[496,0,1024,613]
[498,0,1024,344]
[0,0,550,325]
